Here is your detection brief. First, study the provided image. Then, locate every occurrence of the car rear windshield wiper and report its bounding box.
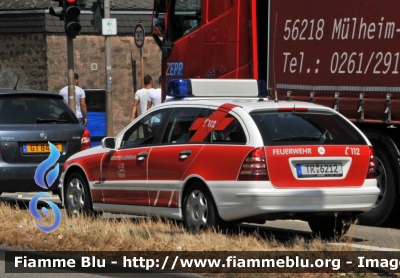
[36,118,67,123]
[273,136,322,141]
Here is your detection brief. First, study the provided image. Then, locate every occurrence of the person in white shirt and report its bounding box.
[147,76,162,127]
[148,76,162,109]
[59,73,87,125]
[131,75,154,121]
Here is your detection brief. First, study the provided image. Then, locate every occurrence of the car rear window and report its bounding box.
[0,96,77,124]
[250,110,366,146]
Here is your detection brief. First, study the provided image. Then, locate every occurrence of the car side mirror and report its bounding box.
[102,137,116,149]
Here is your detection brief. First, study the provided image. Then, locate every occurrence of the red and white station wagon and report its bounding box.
[60,79,379,238]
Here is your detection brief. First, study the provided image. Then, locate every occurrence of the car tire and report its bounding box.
[357,142,399,227]
[308,216,351,240]
[64,172,95,217]
[183,182,221,233]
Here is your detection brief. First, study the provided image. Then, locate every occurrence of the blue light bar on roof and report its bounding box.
[166,79,269,98]
[167,79,193,97]
[257,80,268,97]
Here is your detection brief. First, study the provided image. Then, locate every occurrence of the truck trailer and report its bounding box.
[151,0,400,227]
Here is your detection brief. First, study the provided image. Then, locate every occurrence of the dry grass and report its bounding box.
[0,201,355,252]
[1,202,392,277]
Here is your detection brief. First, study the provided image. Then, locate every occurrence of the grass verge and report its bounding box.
[0,201,355,252]
[0,202,388,278]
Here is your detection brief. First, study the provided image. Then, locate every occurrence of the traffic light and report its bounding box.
[91,0,104,32]
[49,0,64,20]
[64,0,81,38]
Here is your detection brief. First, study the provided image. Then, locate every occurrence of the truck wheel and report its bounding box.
[308,216,351,240]
[64,172,95,217]
[357,143,399,226]
[183,182,220,233]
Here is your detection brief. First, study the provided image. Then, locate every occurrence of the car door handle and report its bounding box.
[179,150,192,159]
[137,152,148,161]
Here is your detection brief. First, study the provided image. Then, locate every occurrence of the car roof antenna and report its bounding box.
[13,74,20,90]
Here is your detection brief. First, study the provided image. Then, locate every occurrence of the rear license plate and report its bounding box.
[23,143,62,154]
[296,163,343,178]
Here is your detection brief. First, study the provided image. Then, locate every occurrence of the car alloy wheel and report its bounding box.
[183,183,218,233]
[186,189,208,232]
[65,172,93,217]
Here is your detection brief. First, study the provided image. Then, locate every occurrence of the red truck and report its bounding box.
[151,0,400,227]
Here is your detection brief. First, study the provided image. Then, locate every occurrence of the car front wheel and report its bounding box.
[64,172,94,217]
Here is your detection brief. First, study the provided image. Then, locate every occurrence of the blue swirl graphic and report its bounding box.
[34,142,60,190]
[30,142,62,232]
[29,192,62,233]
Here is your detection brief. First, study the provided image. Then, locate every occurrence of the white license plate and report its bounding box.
[296,163,343,178]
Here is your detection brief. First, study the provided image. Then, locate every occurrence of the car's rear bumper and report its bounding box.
[0,162,62,192]
[208,179,380,221]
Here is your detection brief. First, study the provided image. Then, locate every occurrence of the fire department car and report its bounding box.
[60,79,379,238]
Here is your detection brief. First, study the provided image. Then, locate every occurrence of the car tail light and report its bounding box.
[81,129,91,150]
[367,146,377,179]
[238,147,269,181]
